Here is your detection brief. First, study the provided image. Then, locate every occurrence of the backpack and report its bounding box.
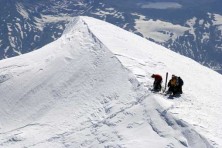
[178,77,184,86]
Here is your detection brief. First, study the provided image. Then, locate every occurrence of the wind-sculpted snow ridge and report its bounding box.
[0,16,220,148]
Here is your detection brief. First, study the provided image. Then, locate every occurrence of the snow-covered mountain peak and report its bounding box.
[1,1,222,73]
[0,16,221,147]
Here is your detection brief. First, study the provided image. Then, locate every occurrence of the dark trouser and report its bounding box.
[153,80,162,91]
[168,86,182,95]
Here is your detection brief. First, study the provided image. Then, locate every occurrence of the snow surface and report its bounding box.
[212,13,222,31]
[91,9,124,20]
[137,2,182,9]
[133,14,189,43]
[0,16,221,148]
[34,14,72,31]
[16,3,29,19]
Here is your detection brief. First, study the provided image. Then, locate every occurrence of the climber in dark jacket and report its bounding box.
[167,75,184,95]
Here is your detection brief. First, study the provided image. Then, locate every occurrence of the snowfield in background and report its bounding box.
[133,14,189,43]
[0,16,221,148]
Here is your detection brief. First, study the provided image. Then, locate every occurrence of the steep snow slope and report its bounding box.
[82,16,222,147]
[0,16,221,147]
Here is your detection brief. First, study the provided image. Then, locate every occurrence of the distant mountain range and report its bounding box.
[1,0,222,73]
